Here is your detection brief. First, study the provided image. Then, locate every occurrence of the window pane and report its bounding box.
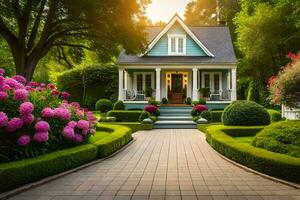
[171,38,176,52]
[145,74,151,89]
[214,74,220,91]
[178,38,183,53]
[137,74,143,91]
[204,74,210,88]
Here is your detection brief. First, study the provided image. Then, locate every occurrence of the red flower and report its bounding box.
[267,76,277,86]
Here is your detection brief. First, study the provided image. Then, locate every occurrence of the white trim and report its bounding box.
[167,34,186,56]
[201,72,222,92]
[133,72,155,91]
[119,65,237,70]
[143,14,214,57]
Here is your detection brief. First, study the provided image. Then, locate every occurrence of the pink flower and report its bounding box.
[17,135,31,146]
[12,75,27,84]
[40,83,46,87]
[0,91,8,101]
[0,69,5,75]
[22,114,34,125]
[76,110,84,117]
[42,108,54,118]
[89,129,96,135]
[82,129,88,135]
[144,105,158,114]
[25,86,34,92]
[74,134,83,142]
[61,92,70,100]
[54,107,71,121]
[1,84,11,91]
[67,121,77,128]
[70,102,80,108]
[28,82,39,87]
[35,120,50,132]
[77,120,89,130]
[52,89,60,97]
[13,89,28,101]
[0,76,4,84]
[6,117,23,132]
[0,112,8,127]
[47,83,55,89]
[19,102,34,114]
[4,78,24,89]
[33,132,49,142]
[63,126,75,139]
[193,105,208,112]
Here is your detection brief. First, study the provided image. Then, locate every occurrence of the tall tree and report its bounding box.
[0,0,148,80]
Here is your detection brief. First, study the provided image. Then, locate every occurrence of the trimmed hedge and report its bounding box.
[102,122,153,133]
[0,144,98,193]
[201,125,300,183]
[91,124,132,158]
[107,110,150,122]
[220,126,265,137]
[222,101,270,126]
[95,99,113,113]
[211,110,223,122]
[267,109,282,122]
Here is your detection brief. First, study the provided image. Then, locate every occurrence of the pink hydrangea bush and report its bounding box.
[144,105,160,116]
[0,69,97,163]
[191,104,209,117]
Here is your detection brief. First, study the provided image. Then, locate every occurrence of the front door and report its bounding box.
[170,74,184,103]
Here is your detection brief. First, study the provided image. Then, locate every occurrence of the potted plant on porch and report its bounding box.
[199,87,211,101]
[145,87,155,98]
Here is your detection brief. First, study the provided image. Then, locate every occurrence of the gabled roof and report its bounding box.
[143,14,214,57]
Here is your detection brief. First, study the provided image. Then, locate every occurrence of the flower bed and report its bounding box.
[0,69,97,163]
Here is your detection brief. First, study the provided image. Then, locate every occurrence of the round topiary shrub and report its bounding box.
[113,100,125,110]
[139,111,150,122]
[267,109,282,122]
[162,98,168,104]
[200,111,212,122]
[252,121,300,158]
[222,100,270,126]
[95,99,113,113]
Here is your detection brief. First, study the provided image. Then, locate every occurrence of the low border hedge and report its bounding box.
[201,125,300,183]
[210,110,223,122]
[107,110,147,122]
[90,124,132,158]
[0,144,98,193]
[102,122,153,133]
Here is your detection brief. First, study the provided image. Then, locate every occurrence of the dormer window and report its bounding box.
[168,34,186,55]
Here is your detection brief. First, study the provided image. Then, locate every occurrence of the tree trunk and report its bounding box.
[15,57,37,81]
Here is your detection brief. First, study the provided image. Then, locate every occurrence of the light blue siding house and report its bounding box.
[117,14,237,109]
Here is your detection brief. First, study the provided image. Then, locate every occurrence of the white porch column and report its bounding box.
[124,70,128,91]
[192,68,198,101]
[231,68,237,101]
[155,68,161,101]
[118,69,124,100]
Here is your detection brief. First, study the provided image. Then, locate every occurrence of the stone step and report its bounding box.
[158,116,193,121]
[154,121,197,129]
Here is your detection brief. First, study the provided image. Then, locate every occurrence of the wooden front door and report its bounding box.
[170,74,184,103]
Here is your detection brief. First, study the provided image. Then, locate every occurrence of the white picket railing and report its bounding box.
[282,105,300,120]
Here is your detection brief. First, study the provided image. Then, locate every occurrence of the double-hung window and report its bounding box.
[168,34,186,55]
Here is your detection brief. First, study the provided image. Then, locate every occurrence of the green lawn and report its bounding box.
[233,136,254,144]
[89,131,111,143]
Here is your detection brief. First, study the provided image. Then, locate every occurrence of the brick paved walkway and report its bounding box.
[9,129,300,200]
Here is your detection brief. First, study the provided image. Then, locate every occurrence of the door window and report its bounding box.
[214,74,220,91]
[145,74,152,89]
[137,74,143,91]
[204,74,210,88]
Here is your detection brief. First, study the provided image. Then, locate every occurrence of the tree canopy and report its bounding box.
[0,0,148,80]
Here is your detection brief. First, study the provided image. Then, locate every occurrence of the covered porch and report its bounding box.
[118,66,237,104]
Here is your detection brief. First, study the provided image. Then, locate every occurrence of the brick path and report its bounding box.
[9,129,300,200]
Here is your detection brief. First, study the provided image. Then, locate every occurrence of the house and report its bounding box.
[117,14,237,109]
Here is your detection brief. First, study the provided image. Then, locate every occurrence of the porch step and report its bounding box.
[154,106,195,129]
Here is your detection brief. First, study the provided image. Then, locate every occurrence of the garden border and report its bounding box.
[0,137,136,200]
[199,124,300,184]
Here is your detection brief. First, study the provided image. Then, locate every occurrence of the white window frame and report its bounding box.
[201,72,222,92]
[168,34,186,56]
[133,72,155,91]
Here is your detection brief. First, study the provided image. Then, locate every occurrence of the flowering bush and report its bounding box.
[269,52,300,108]
[144,105,158,116]
[0,69,97,163]
[191,104,208,117]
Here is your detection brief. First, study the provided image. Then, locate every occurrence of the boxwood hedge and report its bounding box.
[201,125,300,183]
[211,110,223,122]
[107,110,150,122]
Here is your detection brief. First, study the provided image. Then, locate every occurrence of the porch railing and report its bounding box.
[205,90,231,101]
[124,90,155,101]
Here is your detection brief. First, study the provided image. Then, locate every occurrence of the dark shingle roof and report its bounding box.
[118,26,237,65]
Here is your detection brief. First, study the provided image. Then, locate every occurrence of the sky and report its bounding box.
[146,0,193,23]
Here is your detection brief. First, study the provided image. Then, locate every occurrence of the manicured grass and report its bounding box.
[199,124,300,183]
[101,122,153,133]
[234,136,254,144]
[92,111,106,120]
[89,131,111,143]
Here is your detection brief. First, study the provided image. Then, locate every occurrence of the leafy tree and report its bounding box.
[0,0,148,80]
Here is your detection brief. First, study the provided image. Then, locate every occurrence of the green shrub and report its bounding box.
[0,144,98,193]
[107,110,148,122]
[139,111,151,122]
[202,125,300,183]
[200,111,212,122]
[113,100,125,110]
[186,97,192,105]
[101,117,116,122]
[222,101,270,126]
[211,110,223,122]
[252,121,300,158]
[193,116,200,122]
[198,98,207,105]
[267,109,282,122]
[162,98,168,104]
[95,99,113,113]
[56,64,118,108]
[221,126,265,137]
[149,116,157,122]
[148,98,160,106]
[91,124,132,158]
